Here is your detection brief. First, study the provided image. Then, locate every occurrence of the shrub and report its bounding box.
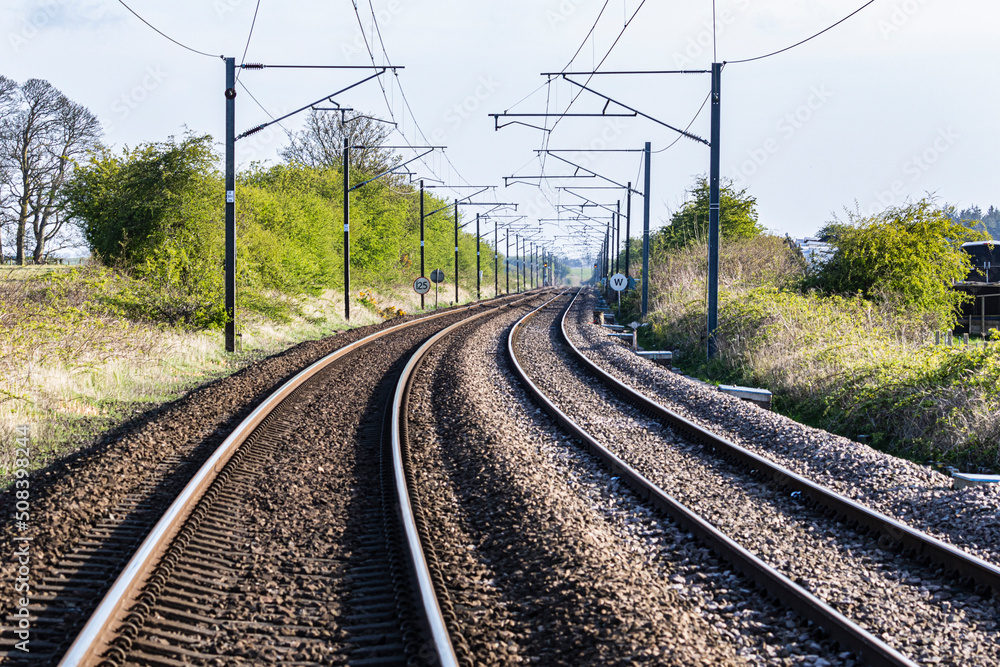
[809,199,985,329]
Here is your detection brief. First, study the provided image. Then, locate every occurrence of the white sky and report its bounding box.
[3,0,998,260]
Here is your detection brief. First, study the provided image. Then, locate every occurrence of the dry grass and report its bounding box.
[640,235,1000,471]
[0,268,497,478]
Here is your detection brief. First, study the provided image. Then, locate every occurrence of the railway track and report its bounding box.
[7,285,996,665]
[5,294,544,666]
[507,289,1000,666]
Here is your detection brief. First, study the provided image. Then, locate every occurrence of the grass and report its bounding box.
[0,265,502,481]
[633,236,1000,473]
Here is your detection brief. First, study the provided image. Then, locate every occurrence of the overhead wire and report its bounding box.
[652,90,710,153]
[235,0,263,83]
[236,80,295,141]
[726,0,875,64]
[354,0,474,191]
[536,0,648,241]
[116,0,220,59]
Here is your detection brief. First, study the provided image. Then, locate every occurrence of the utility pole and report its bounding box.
[505,230,510,294]
[343,137,351,322]
[615,200,621,275]
[707,63,722,359]
[420,181,426,310]
[641,141,651,317]
[529,242,534,289]
[476,213,481,300]
[516,235,521,293]
[625,182,632,282]
[494,219,498,297]
[454,200,459,304]
[224,57,236,352]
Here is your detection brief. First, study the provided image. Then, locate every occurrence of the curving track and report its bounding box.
[4,285,997,666]
[4,296,535,666]
[508,289,999,666]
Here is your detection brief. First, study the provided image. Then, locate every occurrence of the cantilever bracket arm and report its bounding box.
[560,74,710,146]
[349,149,434,192]
[503,174,595,187]
[541,153,636,191]
[560,189,620,217]
[423,187,495,217]
[238,69,388,140]
[489,111,635,132]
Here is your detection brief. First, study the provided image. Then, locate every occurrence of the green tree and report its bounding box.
[811,199,986,328]
[656,176,763,251]
[64,134,224,324]
[65,133,218,267]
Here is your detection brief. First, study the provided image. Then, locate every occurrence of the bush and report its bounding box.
[809,199,985,329]
[65,135,498,328]
[637,232,1000,471]
[653,176,764,251]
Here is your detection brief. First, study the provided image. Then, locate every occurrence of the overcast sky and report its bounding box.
[4,0,998,260]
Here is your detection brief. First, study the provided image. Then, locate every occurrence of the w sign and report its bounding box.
[609,273,628,291]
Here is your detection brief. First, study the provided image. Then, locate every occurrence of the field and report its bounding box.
[0,264,485,479]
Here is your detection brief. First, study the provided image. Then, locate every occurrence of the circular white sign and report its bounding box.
[413,276,431,294]
[609,272,628,291]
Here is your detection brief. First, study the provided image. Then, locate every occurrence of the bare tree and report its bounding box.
[279,109,400,175]
[0,78,102,264]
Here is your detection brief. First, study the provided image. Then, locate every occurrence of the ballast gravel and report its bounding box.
[0,299,502,661]
[406,294,843,666]
[542,291,1000,665]
[568,291,1000,571]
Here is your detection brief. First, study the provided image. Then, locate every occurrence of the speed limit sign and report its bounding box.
[413,276,431,294]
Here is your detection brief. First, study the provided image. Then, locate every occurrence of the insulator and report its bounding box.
[241,63,265,69]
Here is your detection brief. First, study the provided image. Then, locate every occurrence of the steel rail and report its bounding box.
[58,295,526,667]
[562,292,1000,596]
[507,290,919,667]
[391,289,565,667]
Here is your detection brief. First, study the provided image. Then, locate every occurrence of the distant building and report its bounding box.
[792,236,832,269]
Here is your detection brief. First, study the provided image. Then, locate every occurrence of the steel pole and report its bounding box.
[420,181,425,310]
[343,137,350,322]
[616,200,621,275]
[505,230,510,294]
[707,63,722,359]
[224,57,236,352]
[641,141,651,317]
[454,200,459,304]
[516,235,521,293]
[494,219,498,297]
[625,182,632,282]
[476,213,481,300]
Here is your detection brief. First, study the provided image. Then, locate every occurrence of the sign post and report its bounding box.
[430,268,445,310]
[610,272,627,314]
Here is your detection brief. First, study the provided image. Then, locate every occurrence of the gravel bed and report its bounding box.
[523,293,1000,665]
[0,299,501,658]
[567,291,1000,571]
[405,293,831,666]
